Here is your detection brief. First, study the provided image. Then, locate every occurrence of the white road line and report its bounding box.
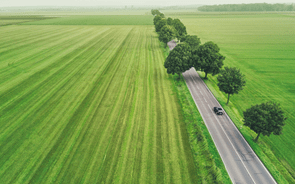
[199,91,203,96]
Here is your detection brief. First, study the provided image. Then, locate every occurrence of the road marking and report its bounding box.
[199,90,203,95]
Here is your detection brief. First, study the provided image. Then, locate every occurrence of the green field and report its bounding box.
[0,25,199,183]
[170,12,295,182]
[21,15,153,25]
[0,15,53,26]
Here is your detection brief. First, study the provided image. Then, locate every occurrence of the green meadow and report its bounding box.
[169,12,295,183]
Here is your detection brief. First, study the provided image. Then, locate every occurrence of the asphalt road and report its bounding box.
[183,68,277,184]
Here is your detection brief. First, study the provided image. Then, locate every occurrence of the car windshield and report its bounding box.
[218,108,222,110]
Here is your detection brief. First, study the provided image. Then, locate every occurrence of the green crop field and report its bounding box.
[0,25,199,183]
[21,15,153,25]
[171,12,295,182]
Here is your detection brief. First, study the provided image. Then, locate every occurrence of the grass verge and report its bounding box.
[160,43,231,183]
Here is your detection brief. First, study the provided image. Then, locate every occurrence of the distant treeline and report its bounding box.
[198,3,295,12]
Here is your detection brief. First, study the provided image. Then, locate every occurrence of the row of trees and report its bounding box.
[198,3,295,12]
[152,10,287,142]
[153,11,187,46]
[153,10,241,105]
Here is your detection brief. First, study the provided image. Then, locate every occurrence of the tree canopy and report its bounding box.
[217,67,246,104]
[167,17,173,25]
[243,101,287,142]
[151,9,165,17]
[182,35,201,51]
[158,13,165,18]
[172,18,187,40]
[151,9,160,16]
[159,25,177,46]
[164,43,192,78]
[155,18,167,33]
[153,15,162,26]
[194,41,225,79]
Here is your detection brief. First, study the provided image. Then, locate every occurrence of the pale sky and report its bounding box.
[0,0,294,7]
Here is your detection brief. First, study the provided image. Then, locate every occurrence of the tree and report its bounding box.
[159,25,177,47]
[151,9,164,17]
[172,18,187,40]
[155,18,167,33]
[151,9,160,16]
[164,43,192,79]
[167,17,173,25]
[158,13,165,18]
[217,67,246,105]
[153,15,162,26]
[182,35,201,51]
[243,101,287,142]
[194,41,225,79]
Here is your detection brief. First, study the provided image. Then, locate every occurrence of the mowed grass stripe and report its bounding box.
[115,28,147,184]
[68,28,136,184]
[102,38,141,184]
[0,26,110,106]
[28,28,134,183]
[0,26,120,168]
[152,34,197,183]
[0,26,78,61]
[0,25,64,50]
[26,28,131,184]
[130,27,149,184]
[39,27,132,184]
[0,26,105,89]
[0,27,111,133]
[0,28,125,183]
[0,25,199,183]
[138,32,152,184]
[0,25,67,50]
[0,27,104,138]
[0,26,92,75]
[145,34,157,184]
[101,28,142,184]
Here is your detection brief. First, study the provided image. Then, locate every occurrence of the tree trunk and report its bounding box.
[204,72,208,79]
[226,94,230,105]
[254,132,261,142]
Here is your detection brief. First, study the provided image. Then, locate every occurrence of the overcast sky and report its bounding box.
[1,0,294,7]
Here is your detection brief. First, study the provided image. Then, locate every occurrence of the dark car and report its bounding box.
[213,107,223,115]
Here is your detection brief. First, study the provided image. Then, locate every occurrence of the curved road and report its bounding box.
[183,68,276,184]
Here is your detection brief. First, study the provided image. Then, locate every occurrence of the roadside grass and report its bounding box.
[0,25,197,183]
[174,12,295,183]
[21,15,153,25]
[160,44,231,183]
